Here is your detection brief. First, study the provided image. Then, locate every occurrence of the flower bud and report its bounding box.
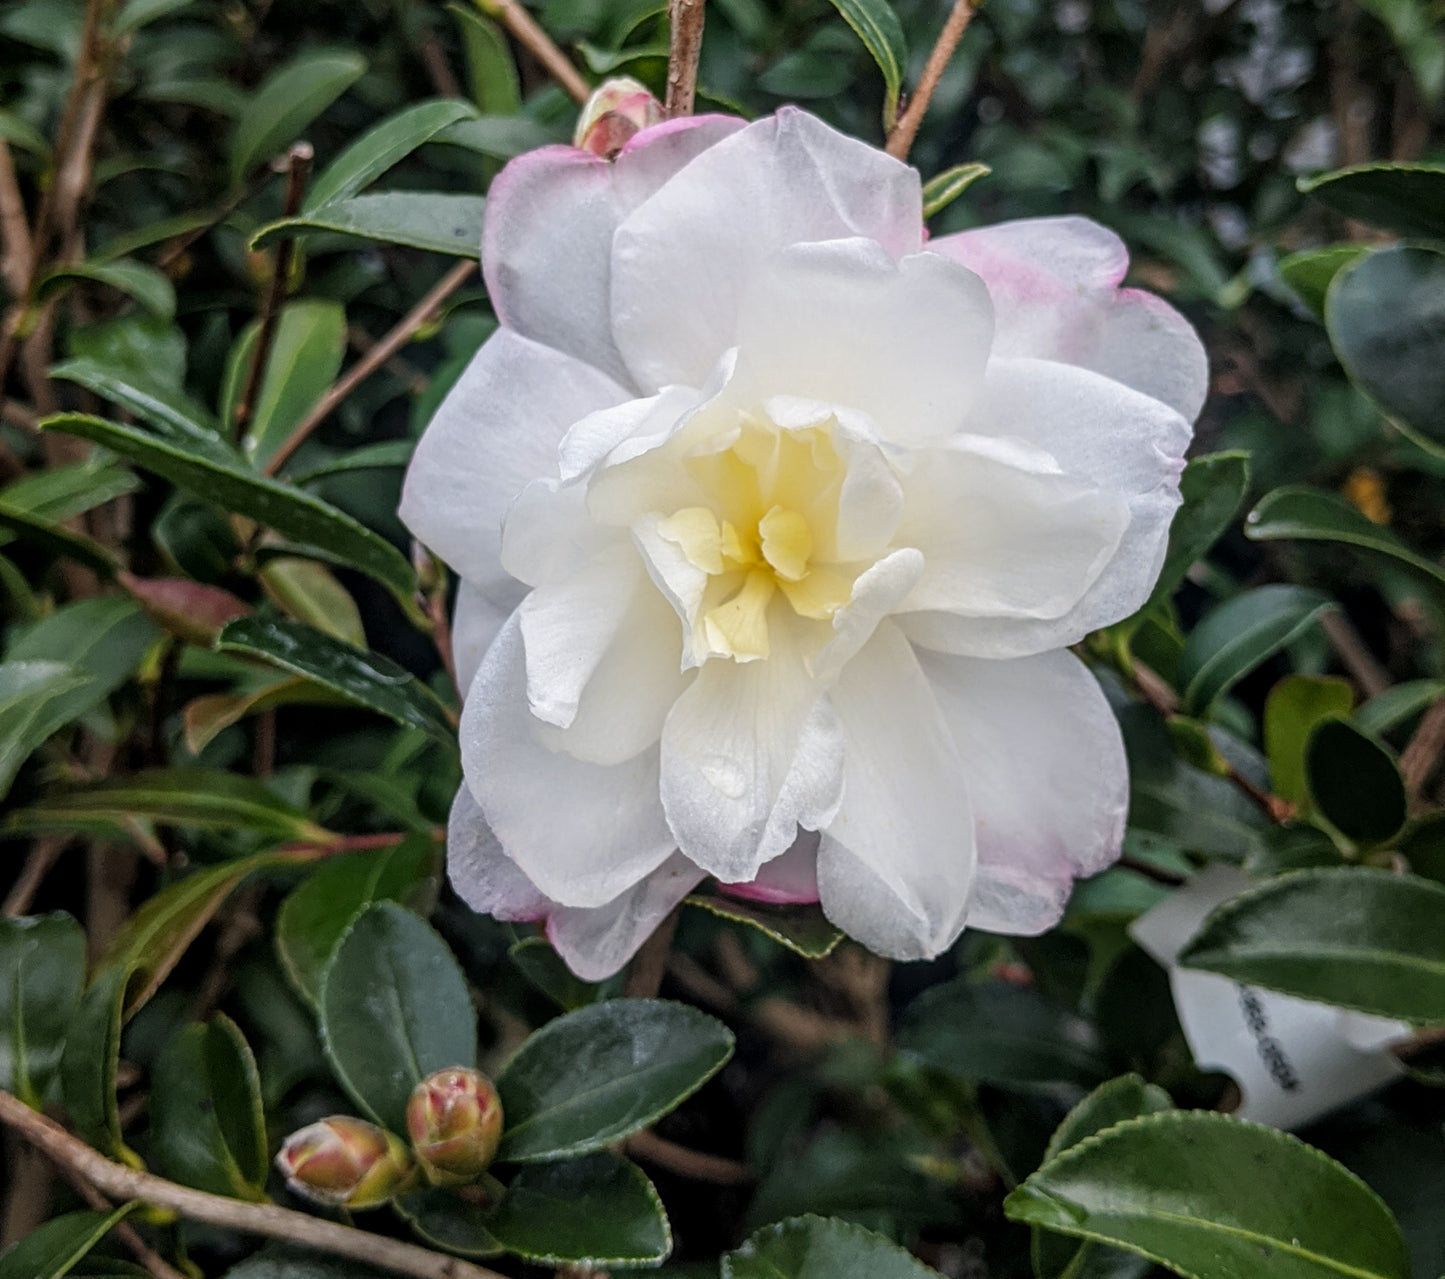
[275,1116,416,1209]
[406,1066,504,1184]
[573,77,663,159]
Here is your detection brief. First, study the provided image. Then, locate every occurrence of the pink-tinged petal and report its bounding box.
[483,117,746,387]
[612,107,924,391]
[932,216,1208,420]
[719,830,820,905]
[816,621,976,960]
[400,329,628,591]
[918,647,1127,935]
[452,578,523,696]
[461,613,676,908]
[447,785,549,922]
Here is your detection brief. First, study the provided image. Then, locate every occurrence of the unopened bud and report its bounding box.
[275,1116,415,1209]
[406,1067,504,1184]
[574,77,663,159]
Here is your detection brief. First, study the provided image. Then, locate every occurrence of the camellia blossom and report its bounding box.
[401,102,1207,980]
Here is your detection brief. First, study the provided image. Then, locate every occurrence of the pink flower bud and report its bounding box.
[275,1116,416,1209]
[573,77,663,159]
[406,1067,504,1184]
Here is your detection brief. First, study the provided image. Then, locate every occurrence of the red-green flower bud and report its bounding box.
[574,77,663,159]
[406,1067,504,1184]
[275,1116,415,1210]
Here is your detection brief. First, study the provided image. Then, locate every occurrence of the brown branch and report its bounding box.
[1319,610,1392,699]
[232,143,313,440]
[1400,697,1445,800]
[263,259,476,475]
[2,837,69,917]
[625,1130,751,1185]
[51,1164,188,1279]
[624,907,681,998]
[0,140,32,298]
[476,0,591,105]
[885,0,980,161]
[664,0,707,118]
[0,1092,507,1279]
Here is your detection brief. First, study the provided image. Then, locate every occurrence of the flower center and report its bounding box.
[657,416,853,663]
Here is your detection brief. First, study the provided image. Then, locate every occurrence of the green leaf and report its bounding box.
[1245,485,1445,605]
[304,99,478,211]
[0,661,95,801]
[1263,675,1354,806]
[496,998,734,1163]
[1006,1111,1411,1279]
[38,413,420,615]
[0,1206,139,1279]
[243,300,347,467]
[150,1015,268,1199]
[1179,867,1445,1022]
[319,901,477,1133]
[230,49,368,184]
[508,938,603,1011]
[0,502,119,576]
[60,965,131,1153]
[278,837,439,1007]
[0,461,141,524]
[182,676,348,754]
[1354,680,1445,736]
[435,115,567,160]
[723,1215,942,1279]
[113,0,194,34]
[685,893,843,958]
[1034,1076,1173,1279]
[1326,243,1445,445]
[256,557,365,646]
[921,164,991,218]
[825,0,908,130]
[1177,585,1334,716]
[1306,719,1406,845]
[36,259,176,317]
[1398,813,1445,886]
[449,5,521,116]
[1300,162,1445,239]
[0,913,86,1108]
[290,440,415,485]
[394,1190,501,1258]
[1278,245,1370,319]
[8,597,160,704]
[486,1153,671,1266]
[1147,452,1251,613]
[251,193,486,259]
[216,616,455,745]
[897,980,1108,1088]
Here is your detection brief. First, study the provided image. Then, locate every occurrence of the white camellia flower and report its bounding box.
[401,105,1207,980]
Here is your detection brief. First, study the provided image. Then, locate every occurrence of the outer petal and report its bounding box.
[482,117,746,386]
[612,107,924,391]
[720,830,820,905]
[447,785,548,922]
[898,358,1189,658]
[931,216,1208,421]
[452,578,523,696]
[918,647,1128,935]
[400,329,628,590]
[816,621,976,960]
[462,613,676,908]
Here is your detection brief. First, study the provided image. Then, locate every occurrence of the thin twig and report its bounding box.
[624,907,681,998]
[476,0,591,104]
[885,0,980,161]
[664,0,707,118]
[264,260,476,475]
[0,139,32,297]
[2,838,69,917]
[0,1091,507,1279]
[1400,697,1445,799]
[51,1164,189,1279]
[233,143,313,440]
[625,1130,752,1184]
[1320,610,1392,699]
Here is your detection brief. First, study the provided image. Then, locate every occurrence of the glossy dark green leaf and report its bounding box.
[0,661,94,800]
[216,616,455,745]
[60,965,132,1153]
[256,556,365,646]
[0,501,119,575]
[277,837,439,1007]
[289,440,414,485]
[1006,1111,1411,1279]
[723,1215,942,1279]
[243,301,346,467]
[251,193,486,259]
[304,99,478,211]
[496,998,734,1162]
[1300,161,1445,238]
[0,461,140,525]
[486,1153,670,1266]
[1398,814,1445,886]
[449,4,521,115]
[435,115,565,160]
[826,0,907,128]
[1263,675,1354,805]
[1177,585,1333,716]
[38,413,419,613]
[0,1206,139,1279]
[1326,244,1445,445]
[36,258,176,317]
[394,1189,501,1258]
[230,49,367,183]
[223,1246,394,1279]
[1354,680,1445,736]
[921,163,991,218]
[1147,452,1251,615]
[1306,719,1406,845]
[182,676,348,754]
[508,937,601,1011]
[1278,244,1370,318]
[319,901,477,1133]
[685,893,843,958]
[0,913,85,1108]
[1244,823,1347,877]
[1180,867,1445,1021]
[150,1014,268,1199]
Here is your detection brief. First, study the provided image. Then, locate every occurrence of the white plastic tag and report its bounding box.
[1128,864,1411,1129]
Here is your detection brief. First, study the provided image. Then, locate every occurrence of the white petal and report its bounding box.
[918,647,1127,935]
[719,829,820,905]
[400,329,628,589]
[932,216,1208,421]
[482,118,745,386]
[447,785,549,921]
[811,547,924,685]
[660,611,844,882]
[548,854,705,981]
[462,613,676,908]
[817,621,976,960]
[452,577,522,696]
[612,108,923,391]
